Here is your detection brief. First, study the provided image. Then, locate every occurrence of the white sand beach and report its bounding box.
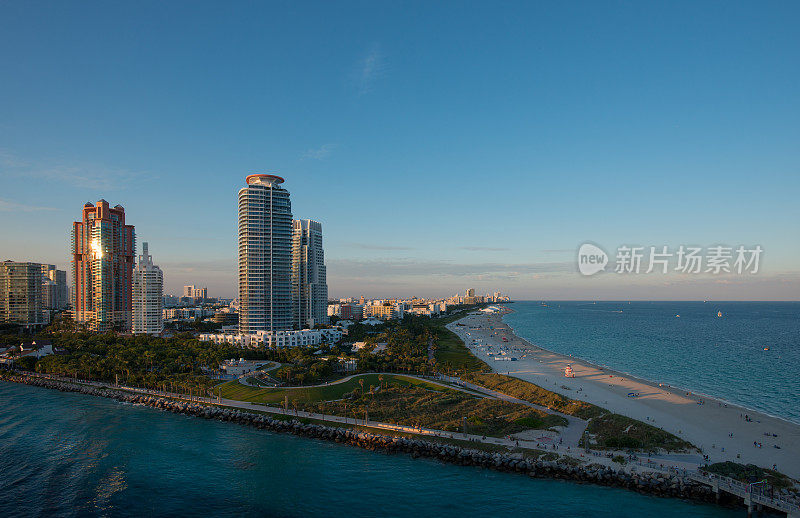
[447,310,800,480]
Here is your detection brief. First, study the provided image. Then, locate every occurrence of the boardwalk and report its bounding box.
[690,471,800,517]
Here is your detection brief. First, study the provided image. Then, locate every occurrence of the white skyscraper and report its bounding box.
[292,219,328,329]
[238,174,293,332]
[132,242,163,335]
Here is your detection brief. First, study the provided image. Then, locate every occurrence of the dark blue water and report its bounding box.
[504,301,800,424]
[0,381,740,517]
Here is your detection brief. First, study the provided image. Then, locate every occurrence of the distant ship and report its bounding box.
[717,311,723,317]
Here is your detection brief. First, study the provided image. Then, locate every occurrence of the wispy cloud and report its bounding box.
[459,246,510,251]
[347,242,415,251]
[354,45,386,95]
[0,150,153,191]
[0,199,60,212]
[302,143,337,160]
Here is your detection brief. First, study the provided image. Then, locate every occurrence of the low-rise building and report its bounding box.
[219,358,266,377]
[0,340,55,366]
[212,310,239,325]
[337,357,358,372]
[351,341,387,354]
[360,317,383,326]
[199,327,344,349]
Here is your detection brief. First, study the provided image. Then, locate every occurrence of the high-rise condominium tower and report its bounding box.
[132,242,164,335]
[41,264,68,311]
[238,174,293,332]
[0,261,45,327]
[71,200,135,332]
[292,219,328,329]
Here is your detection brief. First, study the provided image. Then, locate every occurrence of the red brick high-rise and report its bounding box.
[71,199,135,331]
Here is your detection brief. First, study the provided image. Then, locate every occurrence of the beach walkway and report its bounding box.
[690,471,800,517]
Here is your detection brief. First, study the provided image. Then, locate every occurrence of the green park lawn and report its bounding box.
[216,373,453,405]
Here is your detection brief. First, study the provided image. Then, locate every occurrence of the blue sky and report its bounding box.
[1,1,798,300]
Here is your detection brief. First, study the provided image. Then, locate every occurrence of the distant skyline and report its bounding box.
[1,1,798,300]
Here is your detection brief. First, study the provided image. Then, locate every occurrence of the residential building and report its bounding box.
[212,310,239,326]
[0,340,55,366]
[199,326,343,348]
[339,303,363,321]
[71,200,135,332]
[163,307,213,320]
[292,219,328,329]
[132,242,164,335]
[327,303,340,317]
[40,264,68,311]
[182,285,207,300]
[238,174,293,332]
[365,302,402,320]
[0,261,46,327]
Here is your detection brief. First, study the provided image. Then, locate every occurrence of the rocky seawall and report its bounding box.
[1,372,729,507]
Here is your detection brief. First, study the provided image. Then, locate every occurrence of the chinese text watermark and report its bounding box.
[578,243,762,276]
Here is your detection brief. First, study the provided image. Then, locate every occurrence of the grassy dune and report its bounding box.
[217,373,451,405]
[309,385,568,437]
[463,372,605,420]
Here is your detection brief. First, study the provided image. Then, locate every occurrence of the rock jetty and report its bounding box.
[1,372,725,506]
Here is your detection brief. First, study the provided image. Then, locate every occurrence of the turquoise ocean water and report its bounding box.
[503,301,800,424]
[0,381,741,517]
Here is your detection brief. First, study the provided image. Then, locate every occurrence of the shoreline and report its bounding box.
[446,309,800,480]
[0,371,734,509]
[501,316,800,429]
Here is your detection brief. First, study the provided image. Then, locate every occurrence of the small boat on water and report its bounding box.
[676,314,680,318]
[764,347,770,351]
[564,365,575,378]
[717,311,723,317]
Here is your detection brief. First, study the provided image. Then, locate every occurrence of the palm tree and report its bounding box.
[359,378,364,397]
[378,374,384,390]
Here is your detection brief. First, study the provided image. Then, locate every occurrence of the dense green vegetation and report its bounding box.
[463,372,604,419]
[582,413,694,452]
[218,373,446,405]
[430,309,492,373]
[705,462,793,488]
[351,318,437,374]
[14,331,240,394]
[308,382,568,437]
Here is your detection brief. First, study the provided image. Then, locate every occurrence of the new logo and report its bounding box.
[578,243,608,276]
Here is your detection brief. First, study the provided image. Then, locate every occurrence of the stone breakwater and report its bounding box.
[1,373,726,507]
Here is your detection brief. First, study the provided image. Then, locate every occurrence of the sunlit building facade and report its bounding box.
[71,200,135,332]
[292,219,328,329]
[238,174,293,332]
[132,242,163,335]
